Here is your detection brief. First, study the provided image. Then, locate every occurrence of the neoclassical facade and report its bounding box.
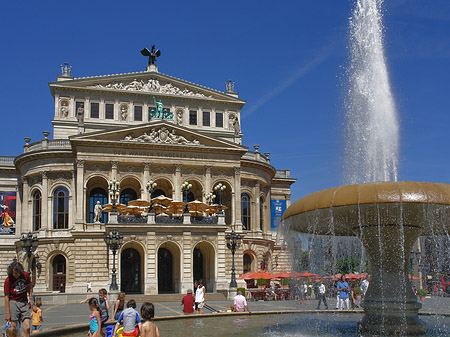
[0,60,295,295]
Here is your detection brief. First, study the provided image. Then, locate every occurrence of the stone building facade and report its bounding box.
[0,60,295,295]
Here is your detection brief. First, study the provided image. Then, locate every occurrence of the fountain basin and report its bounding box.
[283,181,450,336]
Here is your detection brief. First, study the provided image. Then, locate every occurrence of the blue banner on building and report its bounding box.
[271,199,286,231]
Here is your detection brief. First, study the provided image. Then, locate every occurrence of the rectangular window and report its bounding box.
[90,102,99,118]
[203,111,210,126]
[105,103,114,119]
[134,106,143,121]
[189,110,197,125]
[216,112,224,127]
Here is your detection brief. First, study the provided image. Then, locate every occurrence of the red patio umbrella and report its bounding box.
[288,271,301,278]
[237,271,257,280]
[252,270,273,280]
[409,274,420,280]
[273,271,292,278]
[345,273,362,281]
[297,271,320,278]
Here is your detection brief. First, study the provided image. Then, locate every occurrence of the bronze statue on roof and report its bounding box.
[141,45,161,65]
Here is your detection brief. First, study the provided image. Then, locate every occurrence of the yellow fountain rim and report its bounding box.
[282,181,450,220]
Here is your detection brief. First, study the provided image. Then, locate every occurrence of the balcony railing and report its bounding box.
[242,151,270,164]
[25,139,71,153]
[117,214,219,225]
[0,156,15,167]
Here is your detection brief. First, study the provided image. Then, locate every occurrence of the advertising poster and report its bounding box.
[0,192,16,235]
[271,199,286,231]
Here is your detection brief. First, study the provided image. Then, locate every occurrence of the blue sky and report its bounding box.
[1,0,449,202]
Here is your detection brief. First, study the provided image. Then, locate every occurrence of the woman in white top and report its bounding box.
[195,279,206,314]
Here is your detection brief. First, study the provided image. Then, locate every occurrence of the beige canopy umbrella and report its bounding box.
[128,199,151,207]
[205,204,228,214]
[151,195,173,206]
[152,204,167,215]
[102,203,113,212]
[187,200,208,215]
[124,205,143,215]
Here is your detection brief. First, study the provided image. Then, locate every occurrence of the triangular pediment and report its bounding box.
[50,71,245,104]
[70,121,247,151]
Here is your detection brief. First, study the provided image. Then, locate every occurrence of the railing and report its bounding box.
[242,151,270,164]
[24,139,71,153]
[275,169,291,178]
[117,214,219,225]
[0,156,15,167]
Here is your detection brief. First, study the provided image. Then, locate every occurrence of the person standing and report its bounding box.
[87,282,92,293]
[113,292,125,320]
[233,291,251,313]
[80,288,110,337]
[194,279,205,314]
[4,262,33,337]
[360,277,369,298]
[337,275,350,310]
[181,289,195,314]
[317,282,329,310]
[31,298,43,333]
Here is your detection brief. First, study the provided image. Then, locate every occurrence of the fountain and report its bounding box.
[283,0,450,335]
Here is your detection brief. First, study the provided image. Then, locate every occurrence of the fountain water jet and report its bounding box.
[283,0,450,335]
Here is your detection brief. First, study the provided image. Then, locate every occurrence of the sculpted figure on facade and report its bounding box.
[233,116,241,135]
[93,201,103,223]
[176,109,183,125]
[122,127,200,145]
[77,106,84,122]
[120,105,128,121]
[60,100,69,118]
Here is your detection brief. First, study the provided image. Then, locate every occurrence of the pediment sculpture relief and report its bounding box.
[89,78,212,98]
[123,127,200,145]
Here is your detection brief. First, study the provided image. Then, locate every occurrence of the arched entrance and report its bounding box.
[193,242,216,292]
[120,248,141,293]
[52,254,66,292]
[157,242,181,294]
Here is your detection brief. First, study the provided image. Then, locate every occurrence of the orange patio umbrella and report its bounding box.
[252,270,273,280]
[237,271,257,280]
[297,271,320,278]
[409,274,420,280]
[273,271,292,278]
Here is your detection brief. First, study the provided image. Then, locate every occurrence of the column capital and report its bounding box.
[111,161,119,169]
[76,159,85,168]
[205,165,212,174]
[175,164,182,172]
[143,162,151,171]
[40,171,48,179]
[234,167,241,175]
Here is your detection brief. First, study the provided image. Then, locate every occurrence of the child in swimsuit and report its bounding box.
[88,298,102,337]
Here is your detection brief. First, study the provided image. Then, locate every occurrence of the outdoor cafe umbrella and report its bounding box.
[151,195,173,206]
[205,204,228,214]
[409,274,420,280]
[187,200,208,215]
[101,203,113,212]
[128,199,151,207]
[237,271,257,280]
[151,204,167,215]
[252,270,273,280]
[297,271,320,278]
[345,273,362,281]
[273,271,292,279]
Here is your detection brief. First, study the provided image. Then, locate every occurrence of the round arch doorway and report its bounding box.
[193,242,216,292]
[120,248,142,293]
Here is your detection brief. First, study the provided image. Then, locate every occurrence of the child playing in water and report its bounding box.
[113,299,141,337]
[140,302,160,337]
[31,298,43,333]
[81,288,110,336]
[87,298,102,337]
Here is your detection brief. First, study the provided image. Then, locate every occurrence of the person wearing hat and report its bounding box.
[181,289,195,314]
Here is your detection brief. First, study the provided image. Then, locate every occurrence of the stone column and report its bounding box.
[143,163,151,200]
[233,167,242,231]
[174,164,181,200]
[255,181,261,232]
[41,171,49,231]
[181,231,193,294]
[76,160,85,229]
[19,177,27,232]
[146,231,158,294]
[204,166,212,202]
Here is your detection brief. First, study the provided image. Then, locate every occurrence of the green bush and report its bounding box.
[280,278,289,285]
[354,286,362,295]
[237,287,246,296]
[257,279,267,287]
[417,288,427,296]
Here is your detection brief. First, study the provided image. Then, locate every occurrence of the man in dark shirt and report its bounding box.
[4,261,33,337]
[181,289,195,314]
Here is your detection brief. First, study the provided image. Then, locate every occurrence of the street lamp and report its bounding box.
[214,183,226,214]
[226,229,241,288]
[146,180,157,213]
[181,181,192,213]
[20,232,38,274]
[105,229,123,291]
[205,192,216,205]
[108,179,120,213]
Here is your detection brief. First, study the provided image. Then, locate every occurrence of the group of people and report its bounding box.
[81,289,160,337]
[3,262,43,337]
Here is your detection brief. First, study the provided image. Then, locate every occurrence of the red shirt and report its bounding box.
[181,294,195,313]
[4,272,31,302]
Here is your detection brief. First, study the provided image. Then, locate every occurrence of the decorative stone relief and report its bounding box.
[89,78,213,98]
[185,168,202,176]
[216,169,232,177]
[120,165,141,173]
[111,161,118,169]
[76,159,85,168]
[48,172,73,183]
[85,163,110,173]
[60,99,69,118]
[175,108,184,125]
[120,104,128,121]
[27,175,42,187]
[123,127,200,145]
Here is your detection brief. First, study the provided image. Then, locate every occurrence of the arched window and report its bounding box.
[89,187,107,223]
[243,253,252,273]
[260,197,264,231]
[183,191,195,203]
[151,189,166,198]
[241,193,251,230]
[120,188,137,205]
[32,190,42,231]
[53,187,69,229]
